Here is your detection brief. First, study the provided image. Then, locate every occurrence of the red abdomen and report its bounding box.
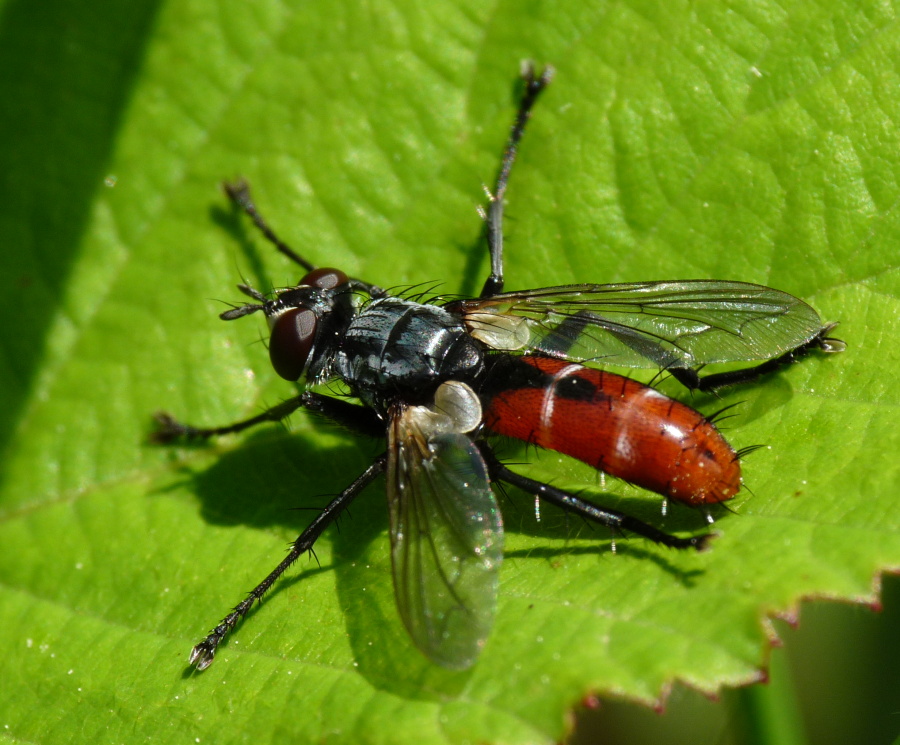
[480,356,741,505]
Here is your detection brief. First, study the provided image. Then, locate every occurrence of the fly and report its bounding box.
[153,64,844,671]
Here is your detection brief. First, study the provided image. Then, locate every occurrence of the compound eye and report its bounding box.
[269,308,317,381]
[300,267,348,290]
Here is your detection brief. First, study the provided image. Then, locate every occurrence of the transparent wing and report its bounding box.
[448,280,825,368]
[387,413,503,669]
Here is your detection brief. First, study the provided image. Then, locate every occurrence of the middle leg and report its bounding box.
[480,63,555,298]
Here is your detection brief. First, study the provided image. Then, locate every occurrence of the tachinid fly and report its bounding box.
[153,64,844,671]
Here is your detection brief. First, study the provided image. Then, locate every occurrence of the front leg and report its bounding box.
[151,391,384,443]
[223,179,385,297]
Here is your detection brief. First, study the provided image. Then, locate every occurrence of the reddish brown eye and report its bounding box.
[269,308,317,381]
[300,267,348,290]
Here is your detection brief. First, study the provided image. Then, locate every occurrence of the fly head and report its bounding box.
[221,267,362,385]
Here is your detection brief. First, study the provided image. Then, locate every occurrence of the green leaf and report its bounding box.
[1,0,897,743]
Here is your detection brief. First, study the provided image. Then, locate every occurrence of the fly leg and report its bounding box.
[480,63,554,298]
[188,454,387,670]
[223,179,384,297]
[152,392,386,670]
[152,392,384,443]
[224,179,316,272]
[479,444,712,551]
[535,310,844,394]
[669,323,845,393]
[532,310,692,371]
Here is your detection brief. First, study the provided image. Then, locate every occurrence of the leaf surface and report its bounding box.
[0,0,897,743]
